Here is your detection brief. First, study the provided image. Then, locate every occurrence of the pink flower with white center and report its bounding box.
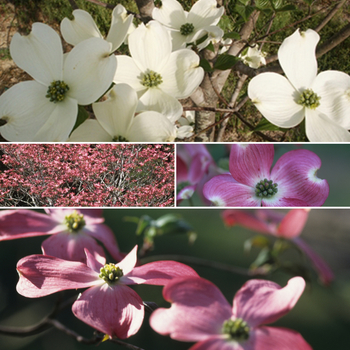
[150,276,312,350]
[0,209,123,263]
[16,245,198,339]
[203,145,329,207]
[222,209,334,285]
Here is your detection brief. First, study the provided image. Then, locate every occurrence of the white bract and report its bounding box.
[61,5,133,53]
[153,0,224,51]
[0,23,116,141]
[176,111,195,138]
[113,20,204,121]
[68,83,177,142]
[248,28,350,142]
[240,45,266,69]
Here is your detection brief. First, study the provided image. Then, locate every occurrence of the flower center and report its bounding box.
[99,263,123,283]
[46,80,70,103]
[180,23,194,36]
[140,70,163,88]
[113,136,129,142]
[222,318,250,341]
[255,178,278,198]
[297,89,321,109]
[64,211,85,233]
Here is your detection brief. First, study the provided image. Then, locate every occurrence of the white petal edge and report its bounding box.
[64,37,116,105]
[68,119,112,141]
[10,23,63,85]
[305,109,350,142]
[278,28,319,91]
[248,72,305,127]
[152,0,187,29]
[60,10,102,46]
[188,0,224,29]
[92,83,138,139]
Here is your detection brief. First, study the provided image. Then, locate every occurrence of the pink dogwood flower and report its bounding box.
[16,245,198,339]
[222,209,334,285]
[150,276,312,350]
[0,209,123,263]
[203,145,329,207]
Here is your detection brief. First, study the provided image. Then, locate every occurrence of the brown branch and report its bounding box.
[134,0,155,23]
[314,0,348,32]
[67,0,79,10]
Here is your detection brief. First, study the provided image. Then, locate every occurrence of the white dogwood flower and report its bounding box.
[240,45,267,69]
[0,23,116,141]
[69,84,177,142]
[248,28,350,142]
[153,0,224,51]
[113,20,204,121]
[60,4,133,53]
[176,111,195,139]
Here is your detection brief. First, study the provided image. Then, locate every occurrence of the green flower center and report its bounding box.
[180,23,194,36]
[46,80,70,103]
[222,318,250,341]
[255,178,278,198]
[113,136,129,142]
[297,89,321,109]
[140,70,163,88]
[99,263,123,283]
[64,211,85,233]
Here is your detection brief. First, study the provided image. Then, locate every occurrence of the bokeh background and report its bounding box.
[0,208,349,350]
[177,144,350,206]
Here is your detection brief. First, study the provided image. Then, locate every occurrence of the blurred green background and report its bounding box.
[0,208,349,350]
[178,144,350,207]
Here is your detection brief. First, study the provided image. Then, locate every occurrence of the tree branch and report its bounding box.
[314,0,347,32]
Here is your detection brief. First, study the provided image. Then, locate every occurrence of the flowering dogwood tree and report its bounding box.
[0,208,341,349]
[0,144,174,207]
[0,0,349,141]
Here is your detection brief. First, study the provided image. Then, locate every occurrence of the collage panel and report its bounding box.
[0,208,349,350]
[0,143,175,207]
[177,143,350,207]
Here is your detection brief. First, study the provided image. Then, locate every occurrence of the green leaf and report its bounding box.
[71,105,89,133]
[223,31,241,40]
[238,0,250,5]
[253,118,288,132]
[255,0,270,8]
[234,4,255,22]
[272,0,284,9]
[218,157,230,171]
[276,4,296,11]
[205,42,215,53]
[213,54,239,70]
[195,33,208,46]
[244,235,271,253]
[199,58,213,72]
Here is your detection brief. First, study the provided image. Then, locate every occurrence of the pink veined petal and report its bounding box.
[150,277,232,342]
[261,197,310,207]
[271,149,329,206]
[84,248,105,273]
[203,174,261,207]
[229,144,274,188]
[177,155,189,183]
[221,210,273,234]
[0,210,58,240]
[232,277,305,328]
[189,337,243,350]
[72,283,144,339]
[123,260,198,285]
[277,209,310,238]
[185,144,212,158]
[41,232,106,263]
[249,326,312,350]
[293,237,334,285]
[189,153,213,185]
[278,28,319,91]
[16,254,100,298]
[85,223,124,262]
[116,245,138,275]
[45,208,104,225]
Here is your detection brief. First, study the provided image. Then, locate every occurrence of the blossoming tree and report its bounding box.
[0,0,349,141]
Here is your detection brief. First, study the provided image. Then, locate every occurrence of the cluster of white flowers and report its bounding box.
[0,0,226,142]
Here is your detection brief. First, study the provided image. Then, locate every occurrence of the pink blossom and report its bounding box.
[16,245,198,339]
[150,276,312,350]
[0,209,123,263]
[222,209,334,285]
[203,145,329,207]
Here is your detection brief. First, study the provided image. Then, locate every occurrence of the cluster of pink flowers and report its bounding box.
[0,144,174,207]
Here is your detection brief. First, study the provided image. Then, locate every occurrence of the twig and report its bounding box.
[314,0,347,32]
[139,255,255,276]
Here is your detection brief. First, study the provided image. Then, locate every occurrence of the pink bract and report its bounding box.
[222,209,334,285]
[0,209,123,263]
[150,276,312,350]
[203,145,329,207]
[16,245,199,339]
